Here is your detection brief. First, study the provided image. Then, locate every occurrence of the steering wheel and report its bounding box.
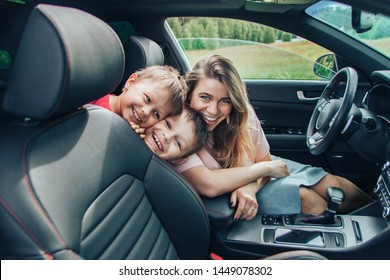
[306,67,358,155]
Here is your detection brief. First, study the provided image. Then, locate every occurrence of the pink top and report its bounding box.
[174,105,270,173]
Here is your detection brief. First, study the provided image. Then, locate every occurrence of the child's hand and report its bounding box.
[129,122,145,139]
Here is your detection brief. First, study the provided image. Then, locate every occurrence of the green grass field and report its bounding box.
[184,39,390,80]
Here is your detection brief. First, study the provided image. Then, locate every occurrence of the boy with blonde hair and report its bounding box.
[91,65,187,128]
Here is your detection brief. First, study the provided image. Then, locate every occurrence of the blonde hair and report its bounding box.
[186,55,254,168]
[135,65,187,116]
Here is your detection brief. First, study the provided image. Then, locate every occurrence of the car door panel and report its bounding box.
[246,79,324,150]
[245,79,377,192]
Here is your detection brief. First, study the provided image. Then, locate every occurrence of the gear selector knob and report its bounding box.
[293,186,345,225]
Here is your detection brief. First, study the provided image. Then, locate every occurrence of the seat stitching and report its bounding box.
[21,131,69,249]
[0,197,54,259]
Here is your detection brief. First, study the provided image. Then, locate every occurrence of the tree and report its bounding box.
[217,19,230,38]
[167,18,182,38]
[167,17,282,47]
[187,20,206,49]
[232,21,243,40]
[281,32,292,42]
[180,29,193,50]
[205,21,220,49]
[250,25,262,42]
[262,26,276,43]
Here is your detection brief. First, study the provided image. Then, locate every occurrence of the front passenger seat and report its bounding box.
[0,4,326,260]
[113,34,165,94]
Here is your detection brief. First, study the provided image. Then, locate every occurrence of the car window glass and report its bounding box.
[167,17,333,80]
[306,1,390,60]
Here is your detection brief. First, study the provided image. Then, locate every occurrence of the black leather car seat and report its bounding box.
[124,35,164,78]
[0,4,326,260]
[114,35,165,94]
[0,4,209,260]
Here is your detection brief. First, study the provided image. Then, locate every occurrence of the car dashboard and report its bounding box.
[376,160,390,219]
[211,70,390,260]
[366,71,390,219]
[360,71,390,219]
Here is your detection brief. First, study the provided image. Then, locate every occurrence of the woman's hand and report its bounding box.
[230,183,259,221]
[264,159,290,178]
[129,122,145,138]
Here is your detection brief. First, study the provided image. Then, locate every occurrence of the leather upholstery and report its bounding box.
[202,194,235,229]
[0,4,326,261]
[0,4,209,260]
[120,34,235,230]
[124,35,164,76]
[2,5,124,120]
[115,35,165,93]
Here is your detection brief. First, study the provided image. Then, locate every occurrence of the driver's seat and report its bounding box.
[0,4,326,260]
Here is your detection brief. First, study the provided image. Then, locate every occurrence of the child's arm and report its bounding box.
[129,122,145,139]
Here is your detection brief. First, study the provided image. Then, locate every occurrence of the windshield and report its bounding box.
[306,1,390,59]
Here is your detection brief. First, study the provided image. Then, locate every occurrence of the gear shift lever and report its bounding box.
[293,187,345,225]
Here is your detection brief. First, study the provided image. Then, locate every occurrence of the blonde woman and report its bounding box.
[174,55,372,221]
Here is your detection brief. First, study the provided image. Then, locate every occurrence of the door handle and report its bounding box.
[296,90,320,102]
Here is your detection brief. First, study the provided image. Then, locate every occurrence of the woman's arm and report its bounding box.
[181,156,288,197]
[255,152,272,191]
[228,153,274,221]
[230,181,260,220]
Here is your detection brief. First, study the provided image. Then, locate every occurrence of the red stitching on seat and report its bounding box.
[0,197,53,259]
[21,133,69,250]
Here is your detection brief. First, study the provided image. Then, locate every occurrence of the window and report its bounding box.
[306,1,390,60]
[167,17,333,80]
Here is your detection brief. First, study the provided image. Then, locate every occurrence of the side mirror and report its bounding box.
[352,8,374,33]
[313,53,337,80]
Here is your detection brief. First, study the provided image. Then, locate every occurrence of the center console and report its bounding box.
[214,161,390,259]
[374,160,390,218]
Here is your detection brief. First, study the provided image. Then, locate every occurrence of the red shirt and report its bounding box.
[90,94,114,111]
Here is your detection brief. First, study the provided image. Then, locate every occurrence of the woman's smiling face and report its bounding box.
[189,77,232,132]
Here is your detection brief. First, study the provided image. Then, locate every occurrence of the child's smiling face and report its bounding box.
[143,111,197,161]
[119,74,174,128]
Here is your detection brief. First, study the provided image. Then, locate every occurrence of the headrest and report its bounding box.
[120,35,164,87]
[2,4,125,120]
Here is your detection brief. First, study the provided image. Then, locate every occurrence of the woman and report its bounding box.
[174,54,372,221]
